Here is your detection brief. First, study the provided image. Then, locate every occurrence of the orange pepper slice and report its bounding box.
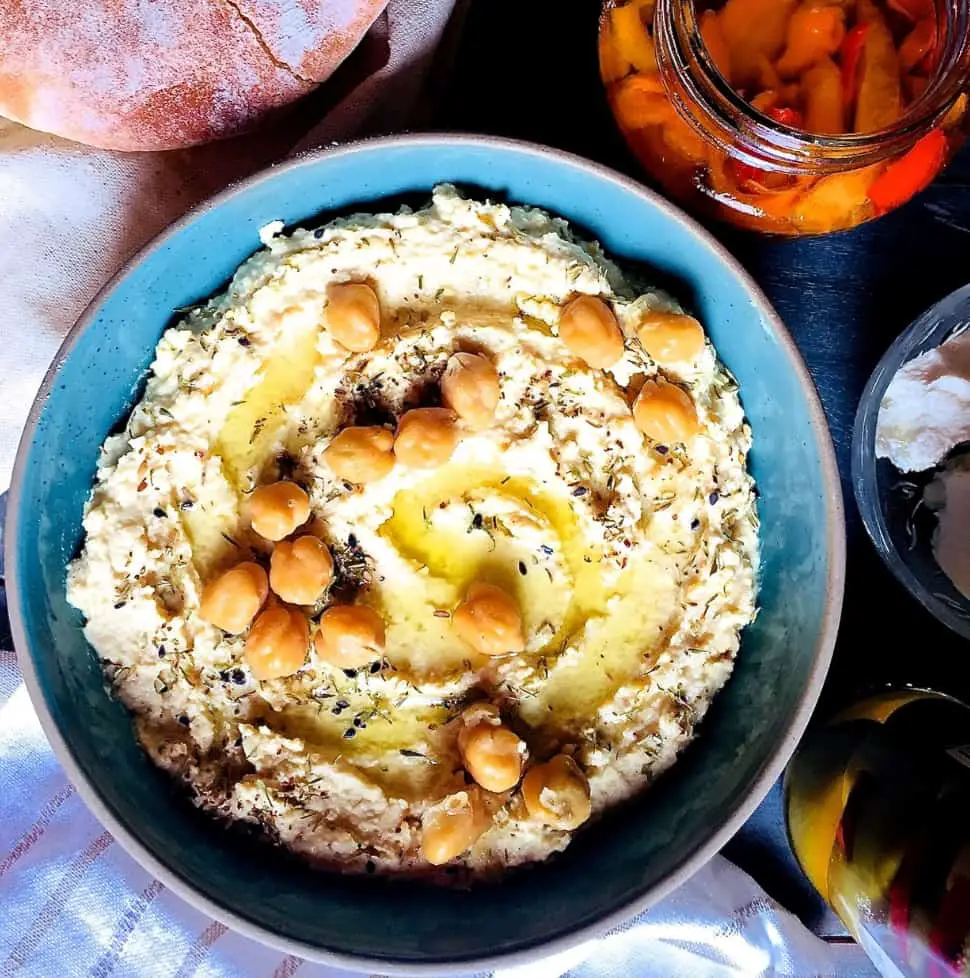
[699,10,733,83]
[776,2,847,78]
[854,0,902,132]
[612,73,669,129]
[867,127,946,214]
[719,0,799,88]
[610,2,658,75]
[789,165,881,232]
[803,57,846,134]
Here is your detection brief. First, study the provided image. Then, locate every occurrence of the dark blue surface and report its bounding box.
[8,137,840,967]
[436,0,970,937]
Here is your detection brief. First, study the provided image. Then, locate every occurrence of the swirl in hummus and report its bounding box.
[67,186,759,880]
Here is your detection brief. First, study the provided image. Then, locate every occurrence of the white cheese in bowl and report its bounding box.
[875,328,970,474]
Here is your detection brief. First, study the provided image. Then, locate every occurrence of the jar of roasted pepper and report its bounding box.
[600,0,970,234]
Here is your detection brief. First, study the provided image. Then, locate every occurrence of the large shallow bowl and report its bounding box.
[852,284,970,640]
[6,135,845,974]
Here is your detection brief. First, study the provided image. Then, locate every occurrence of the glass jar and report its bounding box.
[786,689,970,977]
[599,0,970,235]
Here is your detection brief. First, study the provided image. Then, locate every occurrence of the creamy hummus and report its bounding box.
[67,186,758,879]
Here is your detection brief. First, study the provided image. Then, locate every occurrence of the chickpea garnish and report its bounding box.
[521,754,592,831]
[421,787,491,866]
[314,604,386,668]
[245,603,310,681]
[458,705,526,793]
[326,282,381,353]
[637,311,706,364]
[441,353,500,429]
[558,295,625,369]
[199,561,268,633]
[250,481,310,541]
[323,426,395,484]
[269,535,334,605]
[453,582,524,657]
[632,379,700,445]
[393,407,459,468]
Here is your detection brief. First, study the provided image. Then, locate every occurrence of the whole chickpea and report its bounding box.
[453,582,524,657]
[632,379,700,445]
[314,604,386,669]
[458,706,526,793]
[323,426,395,484]
[440,353,500,429]
[637,311,705,364]
[558,295,625,369]
[393,407,459,468]
[326,282,381,353]
[521,754,591,830]
[421,787,491,866]
[250,481,310,541]
[269,535,334,605]
[245,603,310,681]
[199,561,268,633]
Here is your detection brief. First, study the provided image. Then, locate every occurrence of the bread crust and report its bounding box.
[0,0,387,151]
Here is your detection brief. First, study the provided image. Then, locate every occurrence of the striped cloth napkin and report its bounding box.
[0,1,878,974]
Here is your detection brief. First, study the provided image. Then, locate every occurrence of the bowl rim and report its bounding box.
[5,132,846,975]
[851,282,970,641]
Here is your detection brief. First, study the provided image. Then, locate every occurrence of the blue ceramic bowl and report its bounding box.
[6,135,844,974]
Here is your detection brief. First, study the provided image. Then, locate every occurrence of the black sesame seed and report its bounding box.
[365,860,376,874]
[540,544,554,556]
[314,228,325,239]
[336,699,350,709]
[153,507,166,518]
[690,518,700,530]
[518,561,527,575]
[472,513,483,529]
[655,445,669,455]
[709,491,720,505]
[343,728,356,739]
[180,499,194,510]
[178,715,190,727]
[343,668,358,678]
[231,668,246,684]
[347,533,358,547]
[157,645,167,657]
[572,486,587,497]
[331,705,344,716]
[353,716,365,728]
[113,601,126,610]
[219,670,231,682]
[369,660,381,674]
[238,337,251,347]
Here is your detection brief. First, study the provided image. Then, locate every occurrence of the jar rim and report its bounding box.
[652,0,970,169]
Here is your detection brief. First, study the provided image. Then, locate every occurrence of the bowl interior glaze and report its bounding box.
[8,136,843,973]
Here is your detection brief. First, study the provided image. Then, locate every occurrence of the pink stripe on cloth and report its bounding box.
[270,955,304,978]
[87,878,165,978]
[173,921,230,978]
[0,783,76,881]
[0,830,114,976]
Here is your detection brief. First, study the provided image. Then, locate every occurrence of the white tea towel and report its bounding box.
[0,1,876,974]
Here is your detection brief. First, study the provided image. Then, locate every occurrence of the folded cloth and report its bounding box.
[0,2,876,974]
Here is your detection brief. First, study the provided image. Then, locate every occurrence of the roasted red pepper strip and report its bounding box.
[768,106,804,127]
[868,127,946,213]
[841,24,869,109]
